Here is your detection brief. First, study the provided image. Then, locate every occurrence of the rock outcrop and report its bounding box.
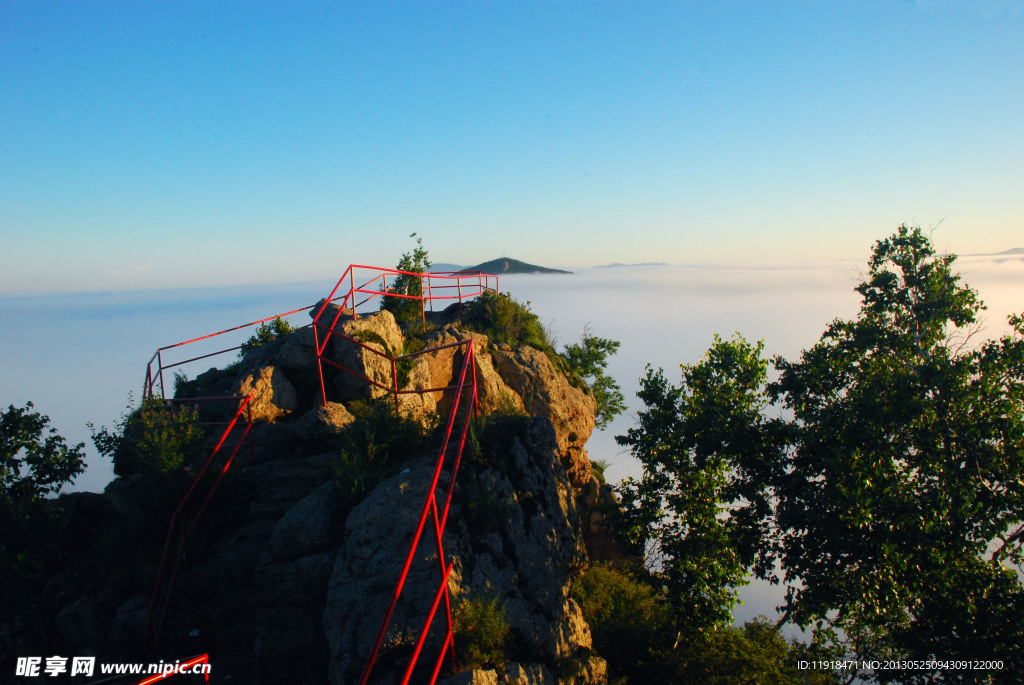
[29,306,611,684]
[323,419,603,684]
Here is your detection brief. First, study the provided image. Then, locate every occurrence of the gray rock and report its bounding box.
[109,594,150,651]
[56,597,100,648]
[323,418,597,685]
[501,662,555,685]
[295,402,356,443]
[492,347,597,486]
[441,669,500,685]
[266,482,341,561]
[235,365,298,422]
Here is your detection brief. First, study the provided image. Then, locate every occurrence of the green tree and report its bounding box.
[1,403,85,621]
[771,225,1024,678]
[615,335,782,636]
[562,327,626,430]
[615,226,1024,680]
[382,235,432,323]
[1,402,85,502]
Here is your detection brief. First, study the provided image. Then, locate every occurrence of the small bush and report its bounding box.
[453,593,509,669]
[459,474,511,535]
[331,399,434,512]
[239,317,293,358]
[571,562,671,679]
[91,395,204,477]
[590,458,610,483]
[464,411,532,473]
[463,291,556,354]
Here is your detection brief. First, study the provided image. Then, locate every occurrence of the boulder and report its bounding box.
[265,482,342,562]
[235,365,298,422]
[501,662,556,685]
[295,402,356,443]
[441,669,501,685]
[492,347,597,486]
[311,303,404,401]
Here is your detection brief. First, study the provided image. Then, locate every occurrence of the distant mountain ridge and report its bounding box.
[963,247,1024,257]
[594,261,669,268]
[458,257,571,275]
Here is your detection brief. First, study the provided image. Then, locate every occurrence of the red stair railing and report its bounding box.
[144,395,255,649]
[358,340,478,685]
[139,265,495,679]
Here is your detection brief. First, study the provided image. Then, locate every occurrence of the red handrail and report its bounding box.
[144,266,496,402]
[144,395,254,649]
[141,265,494,681]
[135,653,211,684]
[358,341,478,684]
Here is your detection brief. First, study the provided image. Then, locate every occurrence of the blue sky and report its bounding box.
[2,0,1022,294]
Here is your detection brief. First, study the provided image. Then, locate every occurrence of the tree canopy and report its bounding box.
[381,235,432,323]
[616,226,1024,681]
[563,327,626,430]
[1,402,85,502]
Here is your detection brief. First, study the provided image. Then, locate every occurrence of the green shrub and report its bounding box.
[463,291,555,352]
[571,562,670,678]
[239,317,293,358]
[91,395,204,477]
[331,399,434,512]
[464,410,532,473]
[590,458,610,483]
[459,473,511,535]
[453,593,509,669]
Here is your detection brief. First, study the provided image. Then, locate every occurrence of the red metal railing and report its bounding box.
[143,266,496,402]
[140,265,494,681]
[144,395,255,649]
[310,265,496,408]
[135,654,211,684]
[358,340,478,685]
[143,305,318,401]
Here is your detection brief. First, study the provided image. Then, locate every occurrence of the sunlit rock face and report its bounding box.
[323,418,604,685]
[37,305,607,684]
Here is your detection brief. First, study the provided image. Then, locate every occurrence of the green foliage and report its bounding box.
[675,619,840,685]
[381,236,432,324]
[452,593,509,669]
[464,410,532,473]
[769,225,1024,674]
[563,327,626,429]
[618,226,1024,679]
[590,458,610,483]
[572,563,835,683]
[91,395,204,477]
[571,562,670,680]
[331,399,433,512]
[463,290,556,354]
[2,402,85,501]
[615,335,782,636]
[240,316,293,358]
[1,403,85,621]
[459,473,512,535]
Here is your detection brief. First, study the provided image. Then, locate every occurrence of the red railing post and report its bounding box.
[351,268,357,319]
[156,350,166,400]
[392,357,400,415]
